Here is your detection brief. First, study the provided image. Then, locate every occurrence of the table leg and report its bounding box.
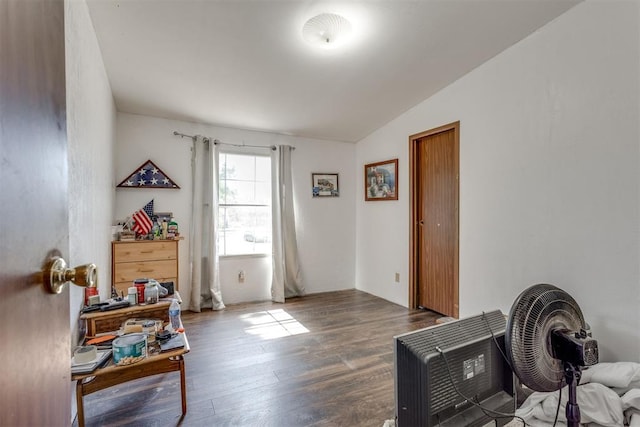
[179,356,187,415]
[76,380,85,427]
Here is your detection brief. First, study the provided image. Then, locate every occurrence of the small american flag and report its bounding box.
[132,201,154,235]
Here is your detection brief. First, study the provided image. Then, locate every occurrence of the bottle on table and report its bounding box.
[161,220,168,239]
[169,299,181,331]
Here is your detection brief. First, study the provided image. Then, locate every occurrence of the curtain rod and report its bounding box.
[213,139,277,151]
[173,131,197,141]
[173,130,292,151]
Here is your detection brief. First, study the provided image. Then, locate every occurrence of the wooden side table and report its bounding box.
[75,297,188,426]
[81,293,181,337]
[73,333,190,427]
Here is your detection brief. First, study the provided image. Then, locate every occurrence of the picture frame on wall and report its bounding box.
[312,173,339,197]
[365,159,398,201]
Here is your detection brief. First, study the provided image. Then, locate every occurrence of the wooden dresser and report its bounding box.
[111,240,179,295]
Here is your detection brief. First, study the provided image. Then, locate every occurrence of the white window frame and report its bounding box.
[218,147,272,258]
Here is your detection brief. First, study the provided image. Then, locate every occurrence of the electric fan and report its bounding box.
[506,284,599,427]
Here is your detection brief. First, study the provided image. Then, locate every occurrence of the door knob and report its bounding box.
[42,256,97,294]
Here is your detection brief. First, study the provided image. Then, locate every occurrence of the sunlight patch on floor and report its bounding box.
[241,309,310,339]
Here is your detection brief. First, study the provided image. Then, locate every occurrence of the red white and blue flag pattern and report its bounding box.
[132,200,154,235]
[117,160,180,189]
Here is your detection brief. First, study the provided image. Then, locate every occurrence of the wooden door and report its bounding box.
[409,123,459,317]
[0,0,71,424]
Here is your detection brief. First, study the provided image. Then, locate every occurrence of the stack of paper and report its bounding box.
[160,334,185,352]
[71,349,112,374]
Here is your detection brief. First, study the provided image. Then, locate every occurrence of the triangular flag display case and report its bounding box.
[117,160,180,189]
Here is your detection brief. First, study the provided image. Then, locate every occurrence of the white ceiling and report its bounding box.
[86,0,581,143]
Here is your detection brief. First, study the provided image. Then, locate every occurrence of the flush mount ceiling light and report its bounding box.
[302,13,352,48]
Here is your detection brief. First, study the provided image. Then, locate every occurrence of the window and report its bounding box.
[218,152,272,256]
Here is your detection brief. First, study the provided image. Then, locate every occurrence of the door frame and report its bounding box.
[408,121,460,314]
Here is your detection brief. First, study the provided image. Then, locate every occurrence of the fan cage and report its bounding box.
[507,284,585,392]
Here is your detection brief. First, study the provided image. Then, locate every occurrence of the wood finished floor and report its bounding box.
[75,289,441,427]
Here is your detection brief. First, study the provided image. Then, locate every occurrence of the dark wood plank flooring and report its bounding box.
[75,289,441,427]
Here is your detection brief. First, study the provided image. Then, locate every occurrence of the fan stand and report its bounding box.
[564,362,582,427]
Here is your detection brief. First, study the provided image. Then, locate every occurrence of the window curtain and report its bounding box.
[271,145,304,303]
[189,137,225,312]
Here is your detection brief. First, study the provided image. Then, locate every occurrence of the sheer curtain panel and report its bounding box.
[189,137,225,311]
[271,145,304,303]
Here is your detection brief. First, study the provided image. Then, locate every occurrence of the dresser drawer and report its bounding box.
[113,241,177,263]
[113,259,177,283]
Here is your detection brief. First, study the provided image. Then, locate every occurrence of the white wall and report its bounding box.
[355,1,640,362]
[115,113,356,308]
[65,0,117,421]
[65,0,117,344]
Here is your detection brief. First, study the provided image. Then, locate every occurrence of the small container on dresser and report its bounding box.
[144,280,159,304]
[127,287,138,305]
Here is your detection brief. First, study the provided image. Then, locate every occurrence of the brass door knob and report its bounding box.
[42,256,97,294]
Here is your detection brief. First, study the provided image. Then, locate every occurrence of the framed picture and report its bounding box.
[154,212,173,224]
[365,159,398,201]
[312,173,339,197]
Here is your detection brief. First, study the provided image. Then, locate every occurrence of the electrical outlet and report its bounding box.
[238,270,245,283]
[395,272,400,283]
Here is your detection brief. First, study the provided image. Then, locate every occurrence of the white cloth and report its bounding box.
[516,382,624,426]
[189,137,224,312]
[581,363,640,390]
[270,145,304,303]
[516,362,640,426]
[622,389,640,426]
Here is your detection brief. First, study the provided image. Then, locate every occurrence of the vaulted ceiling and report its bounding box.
[86,0,580,142]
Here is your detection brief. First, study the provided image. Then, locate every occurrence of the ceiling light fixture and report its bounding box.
[302,13,352,48]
